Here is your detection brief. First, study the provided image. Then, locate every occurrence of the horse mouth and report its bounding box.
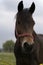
[22,43,34,54]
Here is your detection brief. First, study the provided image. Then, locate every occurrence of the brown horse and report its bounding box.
[14,1,43,65]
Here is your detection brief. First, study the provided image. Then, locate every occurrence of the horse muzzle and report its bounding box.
[22,41,34,54]
[24,42,33,51]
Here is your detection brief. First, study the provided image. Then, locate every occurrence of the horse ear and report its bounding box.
[18,1,23,12]
[29,2,35,14]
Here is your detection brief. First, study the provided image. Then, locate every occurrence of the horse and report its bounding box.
[14,1,43,65]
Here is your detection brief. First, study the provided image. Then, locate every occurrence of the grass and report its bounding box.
[0,52,16,65]
[0,52,43,65]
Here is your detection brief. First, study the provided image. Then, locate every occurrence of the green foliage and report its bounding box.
[3,40,15,52]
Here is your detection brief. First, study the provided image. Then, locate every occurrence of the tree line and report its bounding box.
[3,40,15,52]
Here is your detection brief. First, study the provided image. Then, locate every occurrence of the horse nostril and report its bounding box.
[24,42,33,50]
[24,42,30,48]
[24,42,28,46]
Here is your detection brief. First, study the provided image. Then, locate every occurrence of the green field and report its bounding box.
[0,53,16,65]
